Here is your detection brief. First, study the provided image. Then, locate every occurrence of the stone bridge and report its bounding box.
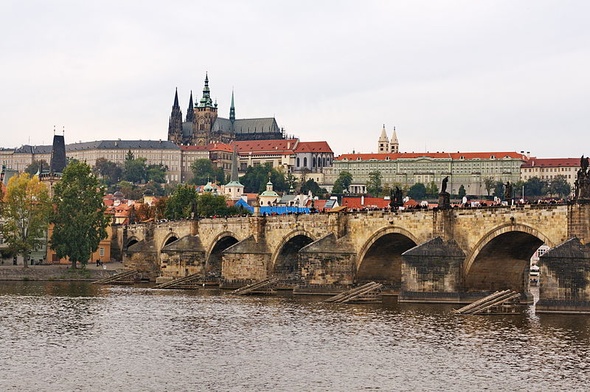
[117,203,590,313]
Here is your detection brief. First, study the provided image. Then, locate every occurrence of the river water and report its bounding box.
[0,282,589,392]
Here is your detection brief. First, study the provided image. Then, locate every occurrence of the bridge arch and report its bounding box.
[356,227,418,286]
[271,230,316,278]
[464,223,552,293]
[206,232,240,278]
[161,233,180,248]
[125,236,140,250]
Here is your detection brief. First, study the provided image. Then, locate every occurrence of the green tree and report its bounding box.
[165,184,197,220]
[197,192,231,217]
[366,171,383,196]
[123,157,148,184]
[425,181,439,198]
[549,175,571,198]
[1,173,51,267]
[113,181,144,200]
[483,177,495,196]
[94,158,122,185]
[146,164,167,184]
[240,163,288,193]
[523,177,548,197]
[300,178,327,196]
[190,159,224,185]
[408,183,427,200]
[492,181,505,199]
[332,171,353,194]
[50,161,110,268]
[24,160,49,176]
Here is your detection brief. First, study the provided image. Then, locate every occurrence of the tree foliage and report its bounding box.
[549,175,571,198]
[1,173,51,267]
[492,181,505,199]
[523,177,547,197]
[300,178,327,197]
[50,161,110,268]
[483,177,495,196]
[165,184,197,220]
[190,159,225,185]
[240,163,287,193]
[94,158,122,185]
[425,181,439,198]
[366,171,383,196]
[408,183,426,200]
[123,156,148,184]
[332,171,353,194]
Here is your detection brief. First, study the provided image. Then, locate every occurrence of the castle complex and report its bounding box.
[167,74,285,146]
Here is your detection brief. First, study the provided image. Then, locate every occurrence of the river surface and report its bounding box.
[0,282,589,392]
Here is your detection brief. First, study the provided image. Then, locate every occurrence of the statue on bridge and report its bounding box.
[574,155,590,202]
[390,186,404,209]
[504,181,513,203]
[438,176,451,209]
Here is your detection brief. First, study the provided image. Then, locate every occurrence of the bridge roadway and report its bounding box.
[118,202,590,313]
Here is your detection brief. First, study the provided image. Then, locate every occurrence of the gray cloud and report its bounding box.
[1,0,589,157]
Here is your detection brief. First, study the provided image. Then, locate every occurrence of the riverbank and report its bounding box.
[0,262,124,281]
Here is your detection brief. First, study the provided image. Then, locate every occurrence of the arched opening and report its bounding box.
[273,234,314,279]
[125,238,139,250]
[357,233,416,288]
[464,231,544,293]
[164,235,179,247]
[208,236,239,278]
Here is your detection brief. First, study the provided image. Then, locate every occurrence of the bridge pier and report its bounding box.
[221,236,271,287]
[536,237,590,314]
[399,237,466,303]
[160,236,206,279]
[298,234,356,286]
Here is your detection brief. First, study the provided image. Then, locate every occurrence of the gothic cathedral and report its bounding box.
[168,74,285,146]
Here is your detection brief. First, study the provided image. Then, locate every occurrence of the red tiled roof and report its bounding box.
[232,139,299,154]
[341,196,390,209]
[294,141,333,154]
[180,145,209,151]
[521,157,579,168]
[208,142,233,152]
[335,151,529,161]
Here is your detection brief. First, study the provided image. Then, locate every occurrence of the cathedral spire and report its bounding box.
[173,87,180,108]
[186,90,194,122]
[229,89,236,124]
[199,72,213,107]
[168,88,183,144]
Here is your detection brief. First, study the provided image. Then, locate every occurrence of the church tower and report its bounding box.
[378,124,390,153]
[167,88,183,144]
[193,73,218,145]
[186,90,195,123]
[390,126,399,153]
[229,89,236,124]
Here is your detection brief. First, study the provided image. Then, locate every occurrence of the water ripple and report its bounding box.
[0,282,589,391]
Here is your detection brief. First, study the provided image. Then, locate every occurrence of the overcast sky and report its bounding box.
[1,1,589,158]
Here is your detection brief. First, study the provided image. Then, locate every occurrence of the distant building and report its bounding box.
[377,124,399,153]
[325,151,528,196]
[168,74,286,146]
[234,138,334,183]
[521,157,579,190]
[324,128,529,195]
[1,139,182,183]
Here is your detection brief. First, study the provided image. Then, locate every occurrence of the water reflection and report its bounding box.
[0,282,589,391]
